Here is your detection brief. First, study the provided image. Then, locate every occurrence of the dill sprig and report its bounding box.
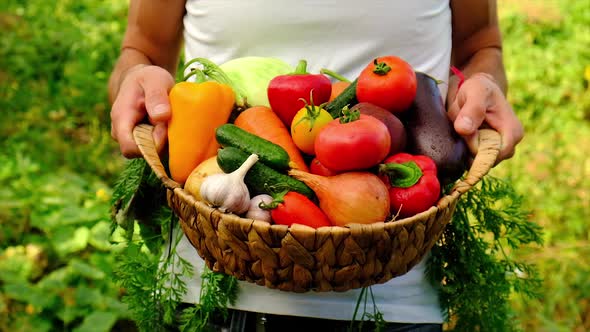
[427,176,543,331]
[113,212,194,332]
[110,158,147,235]
[177,268,239,332]
[110,158,167,251]
[349,286,387,332]
[110,158,189,331]
[113,242,162,331]
[110,158,239,331]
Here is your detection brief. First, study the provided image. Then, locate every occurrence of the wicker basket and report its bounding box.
[133,124,501,293]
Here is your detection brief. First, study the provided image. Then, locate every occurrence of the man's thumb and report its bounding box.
[141,69,174,123]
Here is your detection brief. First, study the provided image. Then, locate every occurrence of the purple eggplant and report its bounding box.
[401,72,469,185]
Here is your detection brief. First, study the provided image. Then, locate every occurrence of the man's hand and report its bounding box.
[447,73,524,163]
[107,0,185,158]
[110,65,175,158]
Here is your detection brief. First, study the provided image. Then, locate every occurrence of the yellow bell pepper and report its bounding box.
[168,80,234,184]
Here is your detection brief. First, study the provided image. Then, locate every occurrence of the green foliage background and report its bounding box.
[0,0,588,331]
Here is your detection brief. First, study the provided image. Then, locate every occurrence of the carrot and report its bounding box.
[234,106,309,172]
[329,81,351,102]
[320,68,351,102]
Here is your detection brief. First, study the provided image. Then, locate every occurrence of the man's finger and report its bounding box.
[110,84,145,158]
[453,95,488,136]
[152,123,168,155]
[497,122,524,163]
[114,110,145,158]
[463,131,480,157]
[139,68,175,124]
[446,99,461,122]
[482,104,524,163]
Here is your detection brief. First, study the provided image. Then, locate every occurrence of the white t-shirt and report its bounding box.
[176,0,451,323]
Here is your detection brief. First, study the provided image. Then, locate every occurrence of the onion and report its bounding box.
[288,169,390,226]
[245,194,273,223]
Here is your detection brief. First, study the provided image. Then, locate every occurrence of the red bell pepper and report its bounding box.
[267,60,332,128]
[261,191,331,229]
[378,153,441,218]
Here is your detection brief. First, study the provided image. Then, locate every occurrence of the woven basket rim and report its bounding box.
[174,184,461,233]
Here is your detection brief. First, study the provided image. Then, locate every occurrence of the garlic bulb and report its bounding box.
[245,194,273,222]
[199,154,259,214]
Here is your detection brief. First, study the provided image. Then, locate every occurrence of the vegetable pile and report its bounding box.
[175,55,470,228]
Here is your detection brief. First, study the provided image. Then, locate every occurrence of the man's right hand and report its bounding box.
[110,64,175,158]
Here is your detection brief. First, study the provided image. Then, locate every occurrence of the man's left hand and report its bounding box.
[447,73,524,164]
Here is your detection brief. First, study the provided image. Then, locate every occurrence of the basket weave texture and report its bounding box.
[133,124,501,293]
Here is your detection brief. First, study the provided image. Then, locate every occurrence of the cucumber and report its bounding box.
[217,147,315,199]
[216,123,290,171]
[325,78,358,118]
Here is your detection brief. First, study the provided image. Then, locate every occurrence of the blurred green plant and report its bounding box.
[0,151,132,331]
[0,0,132,331]
[0,0,127,179]
[498,0,590,330]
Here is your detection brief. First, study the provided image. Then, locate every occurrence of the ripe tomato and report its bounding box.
[356,56,417,113]
[309,157,340,176]
[314,113,391,172]
[291,104,333,155]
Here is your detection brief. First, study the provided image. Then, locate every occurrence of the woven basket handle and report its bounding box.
[132,124,181,190]
[132,124,502,193]
[451,128,502,195]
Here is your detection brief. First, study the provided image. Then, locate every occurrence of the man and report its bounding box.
[109,1,523,330]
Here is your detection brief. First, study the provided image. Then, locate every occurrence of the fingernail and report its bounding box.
[457,116,473,132]
[152,104,169,116]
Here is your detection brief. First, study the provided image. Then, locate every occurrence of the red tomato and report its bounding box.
[314,114,391,172]
[270,192,332,228]
[356,56,417,113]
[309,157,340,176]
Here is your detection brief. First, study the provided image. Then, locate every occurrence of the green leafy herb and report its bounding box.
[113,211,194,332]
[110,158,169,252]
[178,268,239,332]
[427,176,543,331]
[349,286,387,332]
[110,158,240,331]
[110,158,189,331]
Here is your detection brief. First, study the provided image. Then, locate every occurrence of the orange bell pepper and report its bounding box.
[168,80,235,184]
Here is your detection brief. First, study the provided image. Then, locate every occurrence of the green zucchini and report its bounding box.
[217,147,315,199]
[324,78,358,118]
[216,123,290,170]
